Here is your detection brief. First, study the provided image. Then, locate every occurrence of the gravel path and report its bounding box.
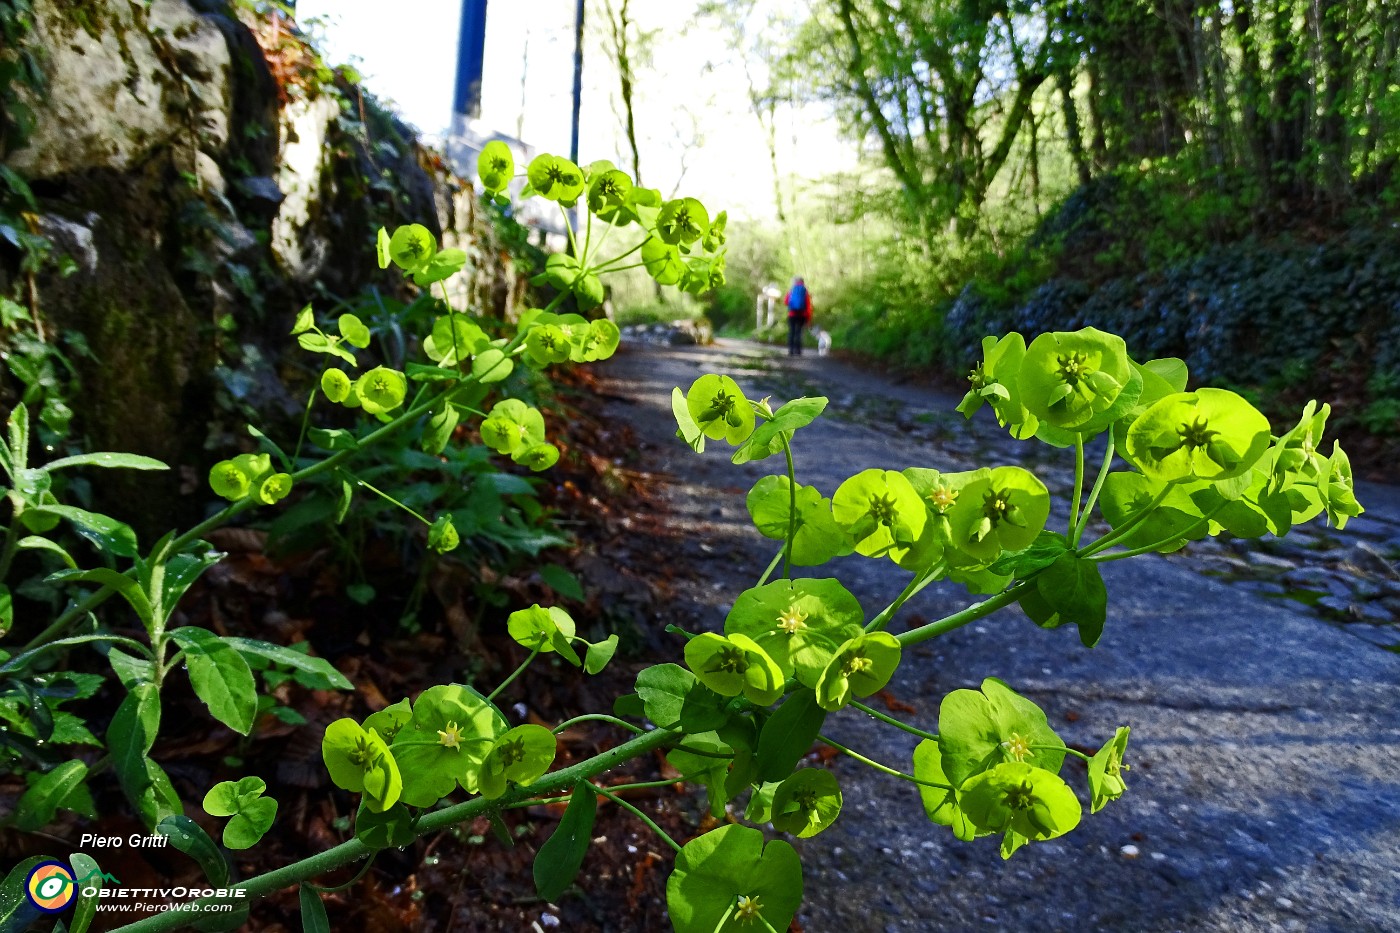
[599,337,1400,933]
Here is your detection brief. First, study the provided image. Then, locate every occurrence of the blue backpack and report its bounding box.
[787,283,808,312]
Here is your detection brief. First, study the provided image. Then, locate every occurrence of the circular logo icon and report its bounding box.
[26,861,76,913]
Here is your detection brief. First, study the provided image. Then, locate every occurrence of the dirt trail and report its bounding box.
[599,338,1400,933]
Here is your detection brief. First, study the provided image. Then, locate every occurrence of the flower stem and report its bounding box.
[782,438,797,578]
[1069,435,1085,536]
[552,713,646,735]
[866,562,945,633]
[817,733,951,790]
[585,780,682,854]
[848,700,938,741]
[484,646,541,704]
[1072,434,1116,546]
[895,580,1031,647]
[755,544,785,588]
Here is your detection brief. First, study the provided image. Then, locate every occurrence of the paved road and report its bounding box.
[600,338,1400,933]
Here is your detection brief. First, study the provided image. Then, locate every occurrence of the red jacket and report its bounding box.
[784,287,812,324]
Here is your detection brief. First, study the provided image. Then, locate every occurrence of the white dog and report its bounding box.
[813,327,832,357]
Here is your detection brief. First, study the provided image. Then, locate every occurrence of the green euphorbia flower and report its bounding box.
[479,399,546,456]
[527,153,585,204]
[1125,388,1270,484]
[943,466,1050,565]
[362,698,412,745]
[587,168,633,219]
[686,374,755,446]
[506,604,581,664]
[427,514,459,553]
[208,459,251,501]
[656,197,709,246]
[256,472,293,505]
[355,366,407,416]
[321,368,352,403]
[477,140,515,193]
[478,724,557,799]
[392,684,506,806]
[814,632,901,711]
[525,323,572,364]
[957,333,1037,439]
[724,577,864,686]
[1263,400,1331,493]
[745,475,853,566]
[959,761,1081,846]
[684,632,785,706]
[703,211,728,252]
[513,442,561,472]
[1087,726,1131,813]
[665,824,802,933]
[831,469,927,560]
[375,227,392,270]
[770,768,842,838]
[322,719,402,812]
[1319,441,1364,529]
[423,314,489,367]
[578,318,621,362]
[387,224,436,273]
[1020,328,1135,433]
[937,677,1065,787]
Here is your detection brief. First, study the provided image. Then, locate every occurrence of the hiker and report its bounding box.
[784,276,812,356]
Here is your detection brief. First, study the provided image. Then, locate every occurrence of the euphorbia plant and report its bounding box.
[0,145,1365,933]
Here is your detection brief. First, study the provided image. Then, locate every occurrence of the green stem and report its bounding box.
[305,852,379,893]
[817,734,951,790]
[1089,504,1225,562]
[507,773,703,809]
[1032,743,1092,762]
[591,234,651,273]
[866,562,944,633]
[1072,434,1116,546]
[755,545,785,588]
[585,780,682,854]
[781,438,797,579]
[896,580,1031,647]
[110,727,679,933]
[0,521,20,582]
[291,387,317,464]
[1069,435,1085,536]
[1078,487,1171,558]
[848,700,938,741]
[592,260,646,273]
[484,646,541,704]
[355,478,430,525]
[560,205,580,259]
[552,713,646,735]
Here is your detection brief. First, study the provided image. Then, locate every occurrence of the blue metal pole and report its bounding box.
[570,0,584,164]
[453,0,490,120]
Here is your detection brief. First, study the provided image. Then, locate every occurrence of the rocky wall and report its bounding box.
[0,0,521,527]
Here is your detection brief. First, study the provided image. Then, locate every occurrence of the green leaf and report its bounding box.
[170,627,258,734]
[7,404,29,472]
[744,476,852,566]
[15,760,88,831]
[107,683,181,827]
[1088,726,1131,813]
[1,856,48,931]
[354,800,417,849]
[223,795,277,849]
[634,663,728,731]
[583,635,619,675]
[421,405,459,455]
[67,852,102,933]
[672,387,706,453]
[755,689,826,782]
[156,815,229,888]
[534,781,597,902]
[32,505,139,557]
[471,347,514,384]
[478,724,557,799]
[17,536,77,569]
[0,585,9,638]
[291,304,315,334]
[912,739,982,842]
[539,563,584,600]
[300,884,331,933]
[223,637,352,690]
[732,397,828,465]
[297,331,357,365]
[42,452,168,472]
[1022,552,1109,647]
[338,313,371,349]
[665,824,802,933]
[308,427,359,451]
[46,567,152,627]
